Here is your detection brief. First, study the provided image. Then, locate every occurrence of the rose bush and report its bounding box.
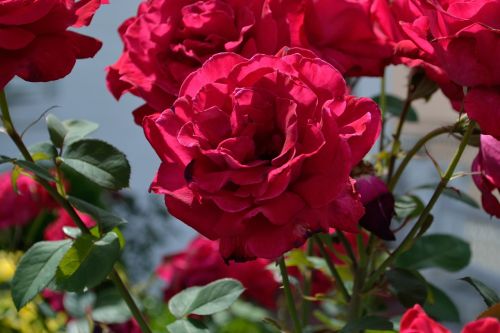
[156,236,279,308]
[144,48,381,260]
[472,135,500,218]
[391,0,500,138]
[0,171,53,229]
[107,0,288,123]
[401,304,500,333]
[0,0,107,89]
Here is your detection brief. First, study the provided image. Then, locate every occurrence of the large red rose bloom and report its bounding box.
[144,49,380,261]
[107,0,286,123]
[0,0,107,89]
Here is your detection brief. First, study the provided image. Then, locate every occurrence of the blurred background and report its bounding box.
[0,1,498,328]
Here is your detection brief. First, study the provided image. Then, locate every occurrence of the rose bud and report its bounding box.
[355,175,395,241]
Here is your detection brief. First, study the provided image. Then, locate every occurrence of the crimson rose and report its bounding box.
[268,0,395,76]
[144,49,380,261]
[0,0,107,89]
[401,305,500,333]
[393,0,500,138]
[472,135,500,218]
[44,208,95,241]
[107,0,285,123]
[156,236,279,308]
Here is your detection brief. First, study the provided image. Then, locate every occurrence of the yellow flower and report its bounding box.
[0,253,16,283]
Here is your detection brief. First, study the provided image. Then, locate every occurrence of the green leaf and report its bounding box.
[219,318,264,333]
[15,160,54,182]
[424,284,460,322]
[168,278,245,318]
[395,195,424,220]
[386,268,428,308]
[92,286,131,324]
[0,155,13,164]
[56,232,121,292]
[167,319,210,333]
[416,184,479,209]
[63,119,98,145]
[371,95,418,122]
[61,139,130,190]
[340,316,394,333]
[11,240,72,309]
[68,196,127,232]
[46,114,68,148]
[460,277,500,307]
[396,234,471,272]
[29,142,58,161]
[10,165,21,193]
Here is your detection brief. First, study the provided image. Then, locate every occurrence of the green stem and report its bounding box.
[301,239,314,325]
[379,73,387,152]
[278,257,302,333]
[336,230,357,269]
[364,120,475,291]
[388,124,460,191]
[387,94,412,181]
[313,235,350,302]
[0,89,152,333]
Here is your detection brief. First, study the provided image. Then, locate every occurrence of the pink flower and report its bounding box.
[144,49,380,261]
[156,236,279,309]
[0,171,53,229]
[107,0,286,123]
[401,304,500,333]
[0,0,107,89]
[472,135,500,218]
[43,208,95,241]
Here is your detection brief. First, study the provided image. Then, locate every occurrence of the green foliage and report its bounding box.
[371,95,418,122]
[56,232,121,292]
[92,286,132,324]
[167,319,210,333]
[46,114,98,148]
[461,277,500,307]
[395,195,424,220]
[396,234,471,272]
[28,142,57,161]
[417,184,479,208]
[61,139,130,190]
[340,316,394,333]
[68,196,127,232]
[11,240,72,309]
[15,160,54,182]
[168,278,245,318]
[386,268,428,308]
[424,284,460,322]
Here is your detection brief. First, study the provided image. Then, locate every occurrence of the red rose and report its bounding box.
[107,0,287,123]
[0,171,52,229]
[401,304,500,333]
[156,236,279,308]
[0,0,107,89]
[393,0,500,138]
[472,135,500,218]
[144,49,380,261]
[268,0,395,76]
[44,208,95,241]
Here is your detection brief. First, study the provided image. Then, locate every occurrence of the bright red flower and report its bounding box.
[0,0,107,89]
[391,0,500,138]
[472,135,500,218]
[401,305,500,333]
[43,208,95,241]
[107,0,287,123]
[156,236,279,309]
[0,171,53,229]
[268,0,395,77]
[144,49,380,261]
